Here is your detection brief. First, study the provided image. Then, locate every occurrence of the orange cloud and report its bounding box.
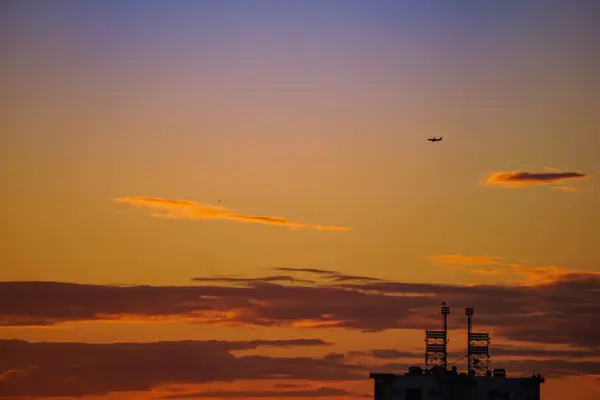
[161,386,360,398]
[552,185,576,192]
[463,264,577,284]
[483,170,588,188]
[0,339,364,398]
[3,270,599,348]
[430,254,505,266]
[2,339,598,398]
[113,197,350,231]
[430,254,597,285]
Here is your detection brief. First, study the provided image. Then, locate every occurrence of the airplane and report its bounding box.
[427,137,443,142]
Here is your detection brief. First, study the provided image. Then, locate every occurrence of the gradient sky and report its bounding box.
[1,1,599,399]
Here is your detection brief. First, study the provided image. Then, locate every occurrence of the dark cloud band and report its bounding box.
[1,271,598,348]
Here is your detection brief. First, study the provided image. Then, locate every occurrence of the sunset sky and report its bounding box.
[1,1,599,399]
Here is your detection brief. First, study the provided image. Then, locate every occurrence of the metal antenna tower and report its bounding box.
[466,308,490,375]
[425,304,450,370]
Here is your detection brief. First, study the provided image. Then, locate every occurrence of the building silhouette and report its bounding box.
[369,305,545,399]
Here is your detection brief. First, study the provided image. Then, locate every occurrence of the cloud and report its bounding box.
[113,197,350,231]
[0,339,364,398]
[273,267,341,275]
[431,254,506,266]
[484,170,588,188]
[552,185,576,192]
[2,337,598,398]
[273,383,311,388]
[192,275,316,285]
[490,346,600,359]
[430,254,594,285]
[161,386,360,398]
[355,345,600,361]
[1,270,599,348]
[191,268,383,287]
[370,359,600,380]
[271,267,383,283]
[324,353,346,362]
[351,349,420,360]
[346,346,600,381]
[488,359,600,379]
[323,274,383,283]
[190,265,385,286]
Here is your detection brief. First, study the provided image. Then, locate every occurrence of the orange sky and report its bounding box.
[1,1,599,399]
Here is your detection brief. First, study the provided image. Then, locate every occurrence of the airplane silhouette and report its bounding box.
[427,137,443,142]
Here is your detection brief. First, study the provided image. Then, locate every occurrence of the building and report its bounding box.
[370,367,545,400]
[369,306,545,399]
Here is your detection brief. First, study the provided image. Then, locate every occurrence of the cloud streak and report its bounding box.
[430,254,592,285]
[270,267,383,283]
[431,254,505,266]
[1,338,596,398]
[192,275,316,285]
[484,170,588,188]
[161,386,361,399]
[2,268,599,397]
[113,197,350,231]
[351,345,600,362]
[1,269,598,348]
[552,185,576,192]
[190,267,383,287]
[0,339,363,398]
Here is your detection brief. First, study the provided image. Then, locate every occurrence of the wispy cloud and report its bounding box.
[192,275,316,285]
[273,267,340,275]
[552,185,576,192]
[2,338,597,398]
[0,339,362,398]
[430,254,505,266]
[2,270,598,347]
[469,265,579,283]
[271,267,383,283]
[161,386,360,399]
[190,268,383,290]
[430,254,594,285]
[483,170,588,189]
[113,197,350,231]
